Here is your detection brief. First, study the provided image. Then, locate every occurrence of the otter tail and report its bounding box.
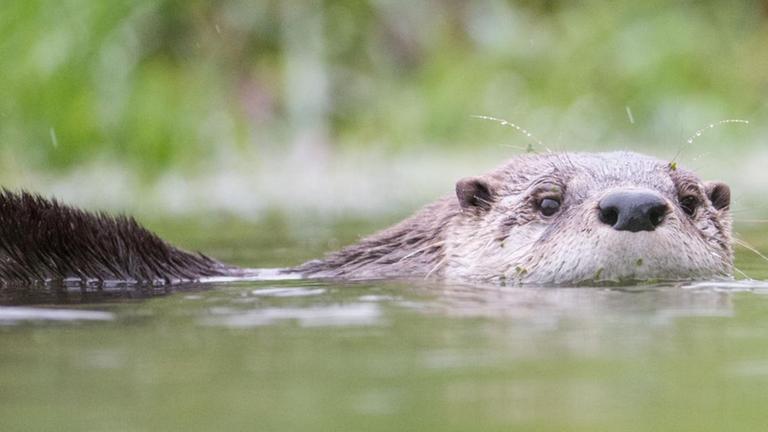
[0,190,239,284]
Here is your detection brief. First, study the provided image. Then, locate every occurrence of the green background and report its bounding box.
[1,0,766,218]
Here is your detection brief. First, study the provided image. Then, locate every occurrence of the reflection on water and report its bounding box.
[3,276,755,339]
[0,281,197,306]
[421,281,738,321]
[0,306,114,323]
[204,303,381,328]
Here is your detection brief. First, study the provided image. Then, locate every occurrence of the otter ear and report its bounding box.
[705,181,730,210]
[455,177,496,211]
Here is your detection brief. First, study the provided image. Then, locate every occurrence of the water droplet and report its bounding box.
[49,128,58,148]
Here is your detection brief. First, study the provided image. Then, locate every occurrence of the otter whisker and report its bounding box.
[732,265,751,280]
[397,241,446,263]
[471,115,549,153]
[730,202,768,213]
[685,119,749,145]
[733,238,768,265]
[424,256,448,279]
[671,119,749,164]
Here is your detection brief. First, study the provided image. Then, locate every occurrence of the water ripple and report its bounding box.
[203,303,381,328]
[250,287,327,297]
[0,306,113,324]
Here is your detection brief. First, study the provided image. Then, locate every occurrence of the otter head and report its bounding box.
[444,151,733,284]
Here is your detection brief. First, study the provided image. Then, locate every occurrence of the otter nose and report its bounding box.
[598,190,669,232]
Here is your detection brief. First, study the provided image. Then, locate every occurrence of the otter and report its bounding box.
[0,151,732,286]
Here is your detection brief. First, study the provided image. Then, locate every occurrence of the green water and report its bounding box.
[2,220,768,431]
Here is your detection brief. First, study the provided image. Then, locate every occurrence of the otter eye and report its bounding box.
[538,198,561,217]
[679,195,699,216]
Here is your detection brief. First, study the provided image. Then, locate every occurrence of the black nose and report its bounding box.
[598,190,669,232]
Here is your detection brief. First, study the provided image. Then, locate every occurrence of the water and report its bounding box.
[1,218,768,431]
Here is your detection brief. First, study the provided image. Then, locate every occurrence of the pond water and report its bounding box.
[1,218,768,431]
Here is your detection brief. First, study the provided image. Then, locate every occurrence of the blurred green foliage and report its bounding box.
[0,0,766,180]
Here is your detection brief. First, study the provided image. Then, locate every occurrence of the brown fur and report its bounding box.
[295,152,733,283]
[0,190,236,284]
[0,151,734,285]
[294,198,457,278]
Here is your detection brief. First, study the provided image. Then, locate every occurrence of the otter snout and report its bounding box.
[598,190,669,232]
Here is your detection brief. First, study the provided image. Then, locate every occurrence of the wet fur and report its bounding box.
[300,151,733,283]
[0,151,734,285]
[294,198,457,279]
[0,190,234,284]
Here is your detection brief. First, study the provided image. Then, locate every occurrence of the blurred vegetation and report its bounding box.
[1,0,767,213]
